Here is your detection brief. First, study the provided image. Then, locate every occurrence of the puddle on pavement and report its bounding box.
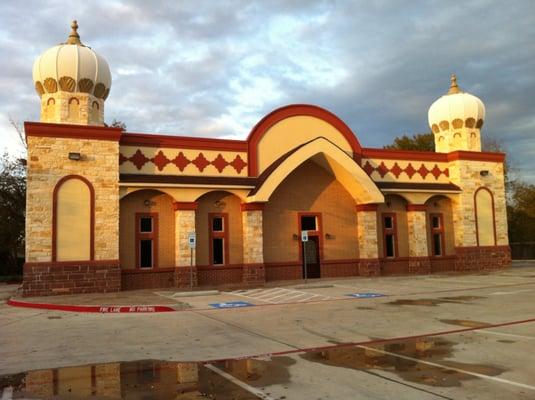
[497,339,516,344]
[387,295,484,307]
[301,337,506,387]
[439,319,492,328]
[0,357,294,399]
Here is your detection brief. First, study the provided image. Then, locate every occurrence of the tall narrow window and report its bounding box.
[209,213,228,266]
[136,213,158,269]
[382,213,397,258]
[430,213,445,256]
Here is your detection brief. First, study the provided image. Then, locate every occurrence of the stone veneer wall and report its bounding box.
[40,92,104,126]
[24,135,119,296]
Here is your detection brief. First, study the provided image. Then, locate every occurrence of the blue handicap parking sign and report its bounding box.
[347,293,385,299]
[209,301,254,309]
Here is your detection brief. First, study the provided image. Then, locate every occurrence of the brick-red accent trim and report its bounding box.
[120,132,248,151]
[25,121,122,141]
[240,202,265,211]
[362,148,505,163]
[361,160,449,181]
[8,299,175,313]
[173,201,199,210]
[474,187,497,247]
[247,104,363,176]
[120,149,248,174]
[406,204,427,211]
[52,175,95,262]
[355,204,378,212]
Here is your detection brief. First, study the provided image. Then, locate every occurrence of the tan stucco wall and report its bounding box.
[26,136,119,262]
[263,160,359,263]
[475,189,495,246]
[56,178,91,261]
[376,195,409,258]
[256,116,354,175]
[195,191,243,266]
[119,190,175,269]
[426,196,455,255]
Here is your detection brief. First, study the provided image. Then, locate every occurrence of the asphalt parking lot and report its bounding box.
[1,265,535,399]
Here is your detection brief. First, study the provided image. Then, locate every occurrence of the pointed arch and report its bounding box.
[247,137,383,203]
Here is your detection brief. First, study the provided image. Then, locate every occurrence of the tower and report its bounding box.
[428,74,485,153]
[32,20,111,126]
[24,21,121,296]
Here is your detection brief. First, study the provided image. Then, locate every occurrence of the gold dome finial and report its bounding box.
[65,20,83,45]
[447,73,462,95]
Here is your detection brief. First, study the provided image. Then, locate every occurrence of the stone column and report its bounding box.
[356,204,381,276]
[173,202,198,288]
[406,204,431,274]
[241,203,265,285]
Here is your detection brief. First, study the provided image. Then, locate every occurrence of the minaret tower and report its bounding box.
[428,74,486,153]
[32,20,112,125]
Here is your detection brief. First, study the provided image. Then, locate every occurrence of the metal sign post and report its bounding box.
[187,232,196,290]
[301,230,308,284]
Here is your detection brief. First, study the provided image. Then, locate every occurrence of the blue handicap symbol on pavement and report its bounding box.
[209,301,254,309]
[347,293,385,299]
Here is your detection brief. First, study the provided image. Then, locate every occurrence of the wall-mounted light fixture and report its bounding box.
[292,234,299,240]
[214,200,226,208]
[325,233,335,240]
[144,199,155,207]
[480,170,489,177]
[68,152,81,161]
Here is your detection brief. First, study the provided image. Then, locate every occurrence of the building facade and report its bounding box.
[23,22,510,296]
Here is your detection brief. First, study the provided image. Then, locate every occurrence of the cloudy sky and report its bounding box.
[1,0,534,181]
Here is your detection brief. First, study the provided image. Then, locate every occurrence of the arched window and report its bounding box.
[90,101,100,122]
[474,187,496,246]
[68,97,80,121]
[45,98,55,120]
[53,175,94,261]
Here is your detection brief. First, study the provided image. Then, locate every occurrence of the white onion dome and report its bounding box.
[428,74,485,134]
[32,20,111,100]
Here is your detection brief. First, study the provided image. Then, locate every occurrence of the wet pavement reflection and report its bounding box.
[0,336,507,398]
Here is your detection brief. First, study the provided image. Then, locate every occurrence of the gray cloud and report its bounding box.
[1,0,534,181]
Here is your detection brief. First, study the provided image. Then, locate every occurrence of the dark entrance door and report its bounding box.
[303,236,320,279]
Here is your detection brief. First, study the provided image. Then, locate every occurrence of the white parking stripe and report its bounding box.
[227,287,340,304]
[205,364,276,400]
[358,345,535,391]
[475,329,535,340]
[272,293,310,303]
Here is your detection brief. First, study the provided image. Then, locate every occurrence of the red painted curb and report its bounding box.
[7,298,176,313]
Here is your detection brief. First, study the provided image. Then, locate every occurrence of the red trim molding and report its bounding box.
[173,201,199,211]
[448,151,505,163]
[8,299,175,313]
[25,121,122,142]
[52,175,95,262]
[240,202,265,211]
[247,104,363,176]
[356,204,378,212]
[362,148,505,163]
[121,133,247,151]
[406,204,427,211]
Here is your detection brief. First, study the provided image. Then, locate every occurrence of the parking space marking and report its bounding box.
[227,287,338,304]
[358,345,535,391]
[475,330,535,340]
[205,364,276,400]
